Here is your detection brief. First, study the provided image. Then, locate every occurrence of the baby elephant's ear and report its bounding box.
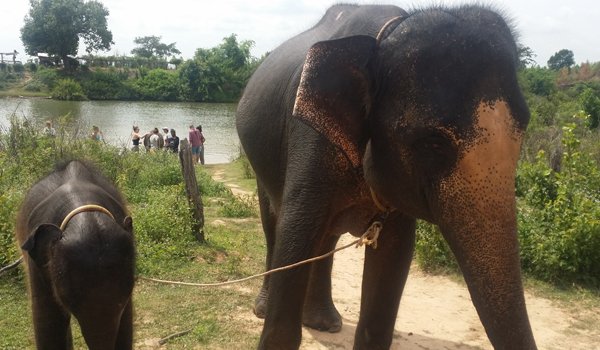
[21,224,62,265]
[293,35,376,169]
[122,216,133,233]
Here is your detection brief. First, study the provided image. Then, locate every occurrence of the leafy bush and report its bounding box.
[132,185,198,274]
[517,117,600,286]
[580,88,600,129]
[24,80,44,92]
[0,192,21,267]
[34,67,58,89]
[218,195,258,218]
[118,151,183,204]
[51,79,87,100]
[134,69,180,101]
[12,63,24,74]
[415,221,458,273]
[25,62,37,72]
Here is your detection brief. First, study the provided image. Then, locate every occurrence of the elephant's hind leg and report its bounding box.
[354,213,416,349]
[254,182,277,319]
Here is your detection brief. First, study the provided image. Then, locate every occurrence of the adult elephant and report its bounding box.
[15,160,135,349]
[236,4,536,350]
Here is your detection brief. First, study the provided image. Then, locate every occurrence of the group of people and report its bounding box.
[130,124,205,164]
[131,126,179,153]
[42,120,205,164]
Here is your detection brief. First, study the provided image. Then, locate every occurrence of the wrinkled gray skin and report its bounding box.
[15,160,135,350]
[237,4,537,350]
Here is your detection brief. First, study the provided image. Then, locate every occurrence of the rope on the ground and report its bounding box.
[139,221,383,288]
[0,257,23,276]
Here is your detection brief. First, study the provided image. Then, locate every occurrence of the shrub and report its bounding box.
[51,79,87,101]
[414,221,458,273]
[134,69,180,101]
[24,80,44,92]
[218,195,258,218]
[34,67,58,89]
[0,192,21,267]
[25,62,37,72]
[132,185,198,274]
[517,117,600,286]
[80,70,133,100]
[12,63,24,74]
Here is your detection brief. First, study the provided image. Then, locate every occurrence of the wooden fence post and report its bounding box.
[178,138,205,242]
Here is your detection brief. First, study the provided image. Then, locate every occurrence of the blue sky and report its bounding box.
[2,0,599,66]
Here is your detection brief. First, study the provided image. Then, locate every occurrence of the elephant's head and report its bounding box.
[293,6,535,349]
[22,215,135,349]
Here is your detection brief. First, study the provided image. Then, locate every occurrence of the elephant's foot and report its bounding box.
[302,304,342,333]
[253,287,268,319]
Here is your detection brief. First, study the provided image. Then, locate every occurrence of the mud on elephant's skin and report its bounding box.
[15,160,136,350]
[237,4,536,350]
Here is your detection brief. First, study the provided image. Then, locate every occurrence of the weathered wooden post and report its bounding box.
[178,138,205,242]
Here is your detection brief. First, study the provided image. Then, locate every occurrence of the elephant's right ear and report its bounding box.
[293,35,376,169]
[21,224,62,265]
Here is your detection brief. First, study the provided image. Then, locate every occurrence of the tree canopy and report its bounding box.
[547,49,575,71]
[179,34,258,101]
[20,0,113,69]
[131,36,181,59]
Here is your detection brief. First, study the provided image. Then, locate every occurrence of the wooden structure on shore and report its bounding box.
[0,50,20,64]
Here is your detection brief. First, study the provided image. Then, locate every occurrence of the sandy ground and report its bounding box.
[298,235,599,350]
[211,169,600,350]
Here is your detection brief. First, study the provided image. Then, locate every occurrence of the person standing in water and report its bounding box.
[188,124,201,164]
[131,126,143,152]
[196,125,206,165]
[90,125,104,142]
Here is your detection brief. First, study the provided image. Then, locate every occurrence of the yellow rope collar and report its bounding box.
[60,204,115,231]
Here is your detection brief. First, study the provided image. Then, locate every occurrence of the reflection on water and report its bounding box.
[0,97,240,164]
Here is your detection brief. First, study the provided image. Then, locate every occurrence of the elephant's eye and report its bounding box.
[413,135,452,156]
[412,133,457,178]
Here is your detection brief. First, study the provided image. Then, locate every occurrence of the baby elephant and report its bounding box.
[15,160,136,349]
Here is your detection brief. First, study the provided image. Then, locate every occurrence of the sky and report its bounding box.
[1,0,599,66]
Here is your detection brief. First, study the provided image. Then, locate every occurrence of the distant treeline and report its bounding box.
[1,34,262,103]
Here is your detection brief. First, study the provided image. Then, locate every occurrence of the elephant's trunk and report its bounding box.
[436,101,536,349]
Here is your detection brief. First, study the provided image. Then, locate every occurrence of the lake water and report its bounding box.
[0,97,240,164]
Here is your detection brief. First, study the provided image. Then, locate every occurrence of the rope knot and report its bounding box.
[357,221,382,249]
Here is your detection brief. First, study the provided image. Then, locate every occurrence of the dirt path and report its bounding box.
[210,168,599,350]
[299,235,599,350]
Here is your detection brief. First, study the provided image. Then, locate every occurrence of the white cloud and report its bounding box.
[1,0,599,65]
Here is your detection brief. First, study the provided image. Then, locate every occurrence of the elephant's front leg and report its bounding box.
[114,298,133,350]
[354,213,416,350]
[302,234,342,332]
[28,262,73,350]
[258,199,330,349]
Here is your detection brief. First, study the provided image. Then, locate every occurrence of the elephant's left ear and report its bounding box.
[293,35,376,169]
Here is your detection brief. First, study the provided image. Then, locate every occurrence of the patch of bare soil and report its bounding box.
[300,235,600,350]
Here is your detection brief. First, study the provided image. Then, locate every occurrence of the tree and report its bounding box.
[580,88,600,129]
[517,45,536,70]
[547,49,575,71]
[20,0,113,71]
[131,36,181,59]
[190,34,257,101]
